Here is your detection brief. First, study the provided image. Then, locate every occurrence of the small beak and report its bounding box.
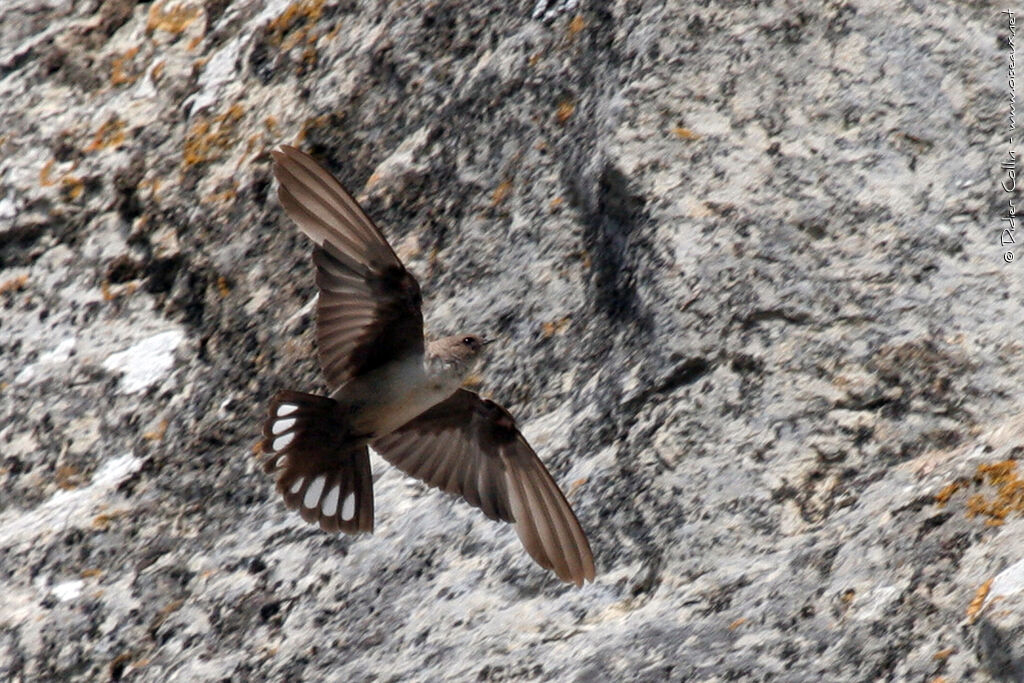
[482,338,497,346]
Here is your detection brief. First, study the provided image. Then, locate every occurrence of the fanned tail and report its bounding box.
[260,390,374,533]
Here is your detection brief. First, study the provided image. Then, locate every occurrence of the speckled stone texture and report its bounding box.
[1,0,1023,680]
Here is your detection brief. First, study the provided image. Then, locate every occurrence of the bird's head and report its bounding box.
[431,334,495,370]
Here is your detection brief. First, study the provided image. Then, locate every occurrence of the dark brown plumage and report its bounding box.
[259,145,595,586]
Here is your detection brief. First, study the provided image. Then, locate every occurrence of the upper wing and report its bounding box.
[372,389,595,586]
[272,145,424,388]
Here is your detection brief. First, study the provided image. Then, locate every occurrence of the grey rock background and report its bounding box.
[1,0,1023,680]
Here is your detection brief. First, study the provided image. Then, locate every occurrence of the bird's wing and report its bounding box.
[272,145,424,389]
[371,389,595,586]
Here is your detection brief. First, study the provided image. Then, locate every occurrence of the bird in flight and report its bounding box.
[259,145,595,586]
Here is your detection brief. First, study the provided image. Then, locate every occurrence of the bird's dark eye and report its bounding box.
[462,337,474,346]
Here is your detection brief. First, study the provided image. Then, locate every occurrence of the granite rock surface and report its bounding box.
[1,0,1023,680]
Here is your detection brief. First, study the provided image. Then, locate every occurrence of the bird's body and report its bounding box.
[259,145,595,586]
[334,346,466,439]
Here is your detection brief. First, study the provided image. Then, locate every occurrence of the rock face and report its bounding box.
[1,0,1022,680]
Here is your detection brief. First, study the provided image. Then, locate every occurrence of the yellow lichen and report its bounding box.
[966,578,992,623]
[56,465,80,490]
[61,176,84,201]
[541,316,571,338]
[672,126,700,140]
[111,46,141,86]
[491,180,512,206]
[934,480,966,507]
[183,104,245,166]
[556,99,575,124]
[568,15,584,37]
[935,460,1024,526]
[86,118,127,153]
[147,1,202,35]
[202,187,238,204]
[0,274,28,295]
[965,460,1024,526]
[267,0,326,48]
[143,419,169,441]
[39,159,57,187]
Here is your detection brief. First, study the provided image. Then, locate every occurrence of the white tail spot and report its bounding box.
[304,475,326,509]
[289,477,304,494]
[272,417,296,435]
[341,492,356,521]
[277,403,299,417]
[272,433,293,452]
[321,484,340,516]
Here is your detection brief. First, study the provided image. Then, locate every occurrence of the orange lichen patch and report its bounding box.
[965,460,1024,526]
[81,568,104,578]
[152,60,166,81]
[541,316,571,338]
[934,480,966,507]
[138,177,162,198]
[528,52,542,68]
[298,113,331,142]
[187,35,203,51]
[462,373,483,388]
[92,510,124,530]
[491,180,512,206]
[323,23,342,42]
[251,439,265,456]
[86,118,127,153]
[556,99,575,124]
[147,1,202,35]
[151,599,185,629]
[265,116,280,133]
[61,176,85,201]
[55,465,81,490]
[0,274,28,295]
[966,578,992,623]
[143,419,169,441]
[267,0,326,49]
[301,45,318,67]
[728,617,747,631]
[672,126,700,140]
[111,46,141,86]
[216,276,232,298]
[932,647,955,661]
[549,196,564,211]
[202,185,238,204]
[183,104,245,166]
[568,15,585,37]
[567,478,587,497]
[39,159,57,186]
[101,280,138,301]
